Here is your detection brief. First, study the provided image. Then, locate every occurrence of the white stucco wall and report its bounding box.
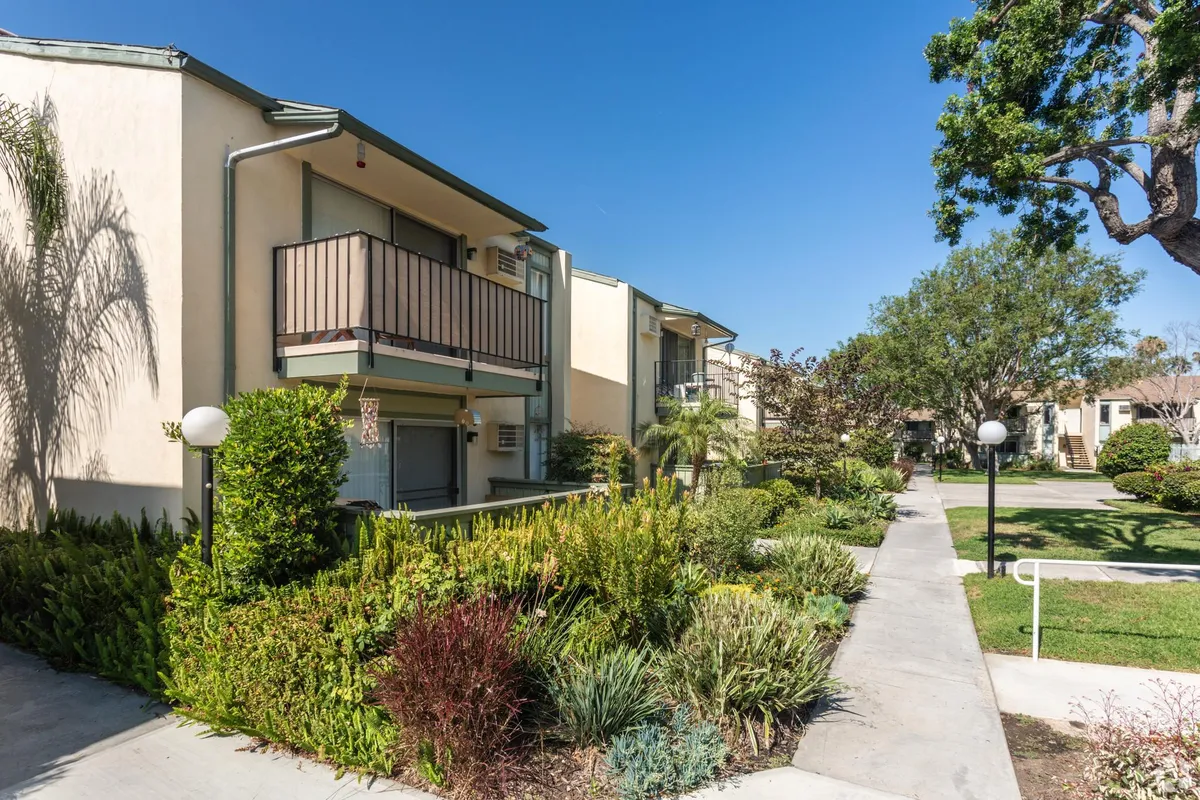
[0,52,186,524]
[569,276,631,436]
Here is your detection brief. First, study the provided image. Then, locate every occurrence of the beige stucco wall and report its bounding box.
[569,276,631,436]
[706,346,763,430]
[0,53,186,524]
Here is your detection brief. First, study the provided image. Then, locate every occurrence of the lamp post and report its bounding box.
[977,420,1008,579]
[839,432,851,481]
[181,406,230,567]
[935,434,946,481]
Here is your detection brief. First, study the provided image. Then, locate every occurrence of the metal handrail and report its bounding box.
[1012,557,1200,662]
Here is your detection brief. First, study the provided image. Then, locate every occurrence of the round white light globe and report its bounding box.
[839,433,851,444]
[936,435,946,444]
[181,406,230,448]
[977,420,1008,446]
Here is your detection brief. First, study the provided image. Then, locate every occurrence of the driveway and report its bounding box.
[0,645,434,799]
[936,479,1127,509]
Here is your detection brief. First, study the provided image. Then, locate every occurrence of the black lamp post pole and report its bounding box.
[201,447,214,567]
[938,441,944,481]
[987,444,996,579]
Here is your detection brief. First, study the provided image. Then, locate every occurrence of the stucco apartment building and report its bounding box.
[569,268,756,481]
[900,378,1200,469]
[0,35,571,523]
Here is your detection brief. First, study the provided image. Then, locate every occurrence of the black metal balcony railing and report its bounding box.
[273,232,545,372]
[654,360,738,406]
[901,429,934,441]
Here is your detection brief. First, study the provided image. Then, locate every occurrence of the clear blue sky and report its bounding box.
[6,0,1196,357]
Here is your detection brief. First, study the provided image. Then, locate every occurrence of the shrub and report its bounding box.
[657,592,836,751]
[552,645,662,747]
[372,596,529,797]
[554,477,686,641]
[1112,471,1159,501]
[849,428,897,469]
[892,457,917,482]
[688,487,770,576]
[771,533,868,598]
[758,478,802,525]
[857,491,897,521]
[1075,680,1200,800]
[802,593,852,634]
[1096,423,1173,478]
[214,380,350,593]
[545,423,637,483]
[0,509,180,695]
[605,706,728,800]
[875,466,907,493]
[773,515,885,548]
[845,467,883,497]
[1159,472,1200,511]
[1024,457,1057,472]
[903,442,926,461]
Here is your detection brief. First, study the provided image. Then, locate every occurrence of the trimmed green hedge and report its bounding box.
[1112,471,1158,500]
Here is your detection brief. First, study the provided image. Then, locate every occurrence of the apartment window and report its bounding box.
[311,177,391,240]
[340,418,393,508]
[1043,405,1052,425]
[1100,404,1111,425]
[528,423,549,481]
[393,211,457,266]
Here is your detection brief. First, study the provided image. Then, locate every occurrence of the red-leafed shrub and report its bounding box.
[373,595,530,797]
[892,458,916,482]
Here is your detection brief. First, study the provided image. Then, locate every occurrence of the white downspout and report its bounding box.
[223,122,342,399]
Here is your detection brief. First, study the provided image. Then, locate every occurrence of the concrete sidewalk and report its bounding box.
[937,479,1126,510]
[792,473,1021,799]
[0,644,434,799]
[986,653,1200,724]
[954,559,1200,583]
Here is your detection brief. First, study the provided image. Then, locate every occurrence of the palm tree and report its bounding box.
[0,96,158,526]
[638,392,745,492]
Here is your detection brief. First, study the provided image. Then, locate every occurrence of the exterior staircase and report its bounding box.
[1065,434,1092,470]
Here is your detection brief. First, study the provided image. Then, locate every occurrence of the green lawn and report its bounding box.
[936,468,1110,484]
[964,574,1200,672]
[946,503,1200,564]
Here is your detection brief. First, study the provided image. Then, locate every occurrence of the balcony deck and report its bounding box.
[273,232,545,396]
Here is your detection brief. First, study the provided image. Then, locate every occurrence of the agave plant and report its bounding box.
[875,467,907,493]
[822,501,854,530]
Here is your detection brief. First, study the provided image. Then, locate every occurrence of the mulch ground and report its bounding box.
[1003,713,1089,800]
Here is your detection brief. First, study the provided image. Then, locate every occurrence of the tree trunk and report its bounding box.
[1156,218,1200,277]
[691,454,704,494]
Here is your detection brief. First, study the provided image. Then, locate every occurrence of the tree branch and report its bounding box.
[1098,149,1148,190]
[1042,137,1152,167]
[1088,155,1113,193]
[1037,174,1098,198]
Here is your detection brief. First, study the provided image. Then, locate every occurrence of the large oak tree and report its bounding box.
[927,1,1200,275]
[868,231,1142,462]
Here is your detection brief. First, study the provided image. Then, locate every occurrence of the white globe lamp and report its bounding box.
[977,420,1007,446]
[181,406,230,448]
[181,406,229,567]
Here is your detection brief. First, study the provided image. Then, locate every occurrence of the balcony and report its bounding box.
[273,232,545,396]
[654,360,738,414]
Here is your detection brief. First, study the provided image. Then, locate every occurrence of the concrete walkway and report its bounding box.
[792,472,1021,800]
[0,645,435,799]
[954,558,1200,582]
[986,653,1200,724]
[937,479,1127,510]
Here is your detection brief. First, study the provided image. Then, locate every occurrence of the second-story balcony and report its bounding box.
[273,232,545,396]
[654,360,738,414]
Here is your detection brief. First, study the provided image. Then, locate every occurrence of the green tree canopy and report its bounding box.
[868,230,1142,459]
[926,0,1200,275]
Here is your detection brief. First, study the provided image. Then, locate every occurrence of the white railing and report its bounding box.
[1013,558,1200,662]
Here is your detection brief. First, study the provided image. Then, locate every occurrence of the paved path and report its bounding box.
[986,653,1200,724]
[0,645,434,799]
[937,479,1127,510]
[792,473,1021,800]
[954,558,1200,583]
[687,767,908,799]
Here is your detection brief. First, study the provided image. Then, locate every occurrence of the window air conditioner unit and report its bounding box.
[485,247,524,286]
[639,314,661,337]
[487,422,525,452]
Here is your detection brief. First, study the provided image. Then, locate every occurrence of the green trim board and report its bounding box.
[277,350,543,397]
[0,37,282,111]
[0,36,547,234]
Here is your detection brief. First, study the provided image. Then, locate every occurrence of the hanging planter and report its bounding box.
[359,397,380,448]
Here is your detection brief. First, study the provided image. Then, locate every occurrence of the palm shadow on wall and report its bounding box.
[0,96,158,527]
